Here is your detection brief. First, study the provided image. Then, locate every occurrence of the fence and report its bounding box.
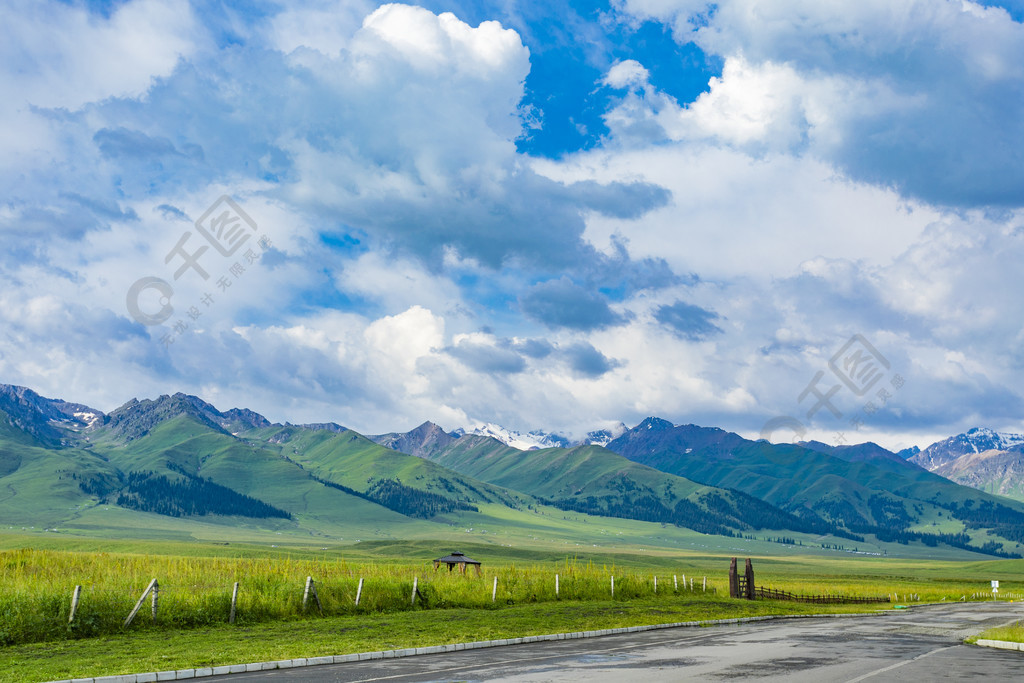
[0,553,716,647]
[729,557,889,605]
[751,586,890,604]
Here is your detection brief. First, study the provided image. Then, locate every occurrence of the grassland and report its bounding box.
[3,532,1024,680]
[0,597,886,683]
[1,545,730,647]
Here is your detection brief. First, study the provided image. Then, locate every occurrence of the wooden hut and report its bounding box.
[433,551,482,575]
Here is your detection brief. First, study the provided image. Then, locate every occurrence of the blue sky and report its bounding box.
[3,0,1024,450]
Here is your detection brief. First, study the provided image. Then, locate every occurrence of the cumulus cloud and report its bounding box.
[536,143,940,281]
[617,0,1024,207]
[520,276,628,330]
[562,341,621,378]
[6,0,1024,450]
[446,335,527,375]
[603,59,651,89]
[654,300,721,340]
[0,0,198,111]
[511,337,555,359]
[268,0,375,55]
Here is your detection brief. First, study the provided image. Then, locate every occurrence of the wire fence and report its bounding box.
[0,559,715,646]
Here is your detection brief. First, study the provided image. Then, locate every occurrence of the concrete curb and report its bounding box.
[975,638,1024,652]
[46,611,882,683]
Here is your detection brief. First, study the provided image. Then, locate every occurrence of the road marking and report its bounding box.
[844,645,959,682]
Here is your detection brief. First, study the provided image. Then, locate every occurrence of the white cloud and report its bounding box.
[335,251,469,318]
[535,143,940,281]
[268,0,375,55]
[0,0,198,111]
[0,0,201,235]
[603,59,650,89]
[5,1,1024,452]
[364,305,445,376]
[617,0,1024,207]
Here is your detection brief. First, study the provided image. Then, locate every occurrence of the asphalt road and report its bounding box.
[226,602,1024,682]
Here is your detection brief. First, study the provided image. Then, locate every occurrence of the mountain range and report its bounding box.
[907,427,1024,501]
[3,383,1024,559]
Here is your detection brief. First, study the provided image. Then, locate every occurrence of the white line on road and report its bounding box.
[844,645,959,682]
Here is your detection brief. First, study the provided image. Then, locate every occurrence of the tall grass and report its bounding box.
[3,549,1015,648]
[0,550,717,646]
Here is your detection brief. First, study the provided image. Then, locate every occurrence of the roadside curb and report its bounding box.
[975,638,1024,652]
[46,611,883,683]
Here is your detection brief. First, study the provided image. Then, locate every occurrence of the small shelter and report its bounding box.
[433,551,482,575]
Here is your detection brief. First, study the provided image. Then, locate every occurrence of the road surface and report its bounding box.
[226,602,1024,681]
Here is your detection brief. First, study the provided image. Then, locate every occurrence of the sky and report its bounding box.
[3,0,1024,451]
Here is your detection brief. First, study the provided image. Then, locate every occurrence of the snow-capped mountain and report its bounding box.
[579,422,629,447]
[451,421,630,450]
[451,423,572,450]
[905,427,1024,501]
[911,427,1024,471]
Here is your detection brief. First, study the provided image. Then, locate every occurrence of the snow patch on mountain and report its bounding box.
[452,421,631,450]
[453,423,572,450]
[913,427,1024,471]
[580,422,629,447]
[72,411,101,427]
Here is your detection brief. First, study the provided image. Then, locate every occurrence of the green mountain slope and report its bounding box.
[6,382,1024,560]
[0,390,537,544]
[89,414,417,532]
[606,418,1024,556]
[243,424,528,514]
[400,431,829,537]
[0,411,121,526]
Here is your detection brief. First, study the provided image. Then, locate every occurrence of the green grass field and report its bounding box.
[0,597,888,683]
[4,529,1024,682]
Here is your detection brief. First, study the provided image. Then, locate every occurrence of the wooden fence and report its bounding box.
[730,557,889,604]
[752,586,890,604]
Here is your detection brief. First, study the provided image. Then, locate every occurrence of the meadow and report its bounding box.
[3,538,1023,647]
[3,535,1024,681]
[0,546,726,647]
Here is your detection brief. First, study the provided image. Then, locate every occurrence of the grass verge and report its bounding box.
[968,620,1024,645]
[0,596,884,683]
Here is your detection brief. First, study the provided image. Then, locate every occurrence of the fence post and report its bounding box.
[690,577,694,591]
[355,578,363,607]
[69,585,81,624]
[411,577,418,606]
[124,578,158,627]
[654,576,657,593]
[492,576,498,603]
[303,577,322,613]
[229,582,239,624]
[151,580,159,622]
[703,576,707,592]
[555,573,559,597]
[611,575,615,598]
[674,575,678,591]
